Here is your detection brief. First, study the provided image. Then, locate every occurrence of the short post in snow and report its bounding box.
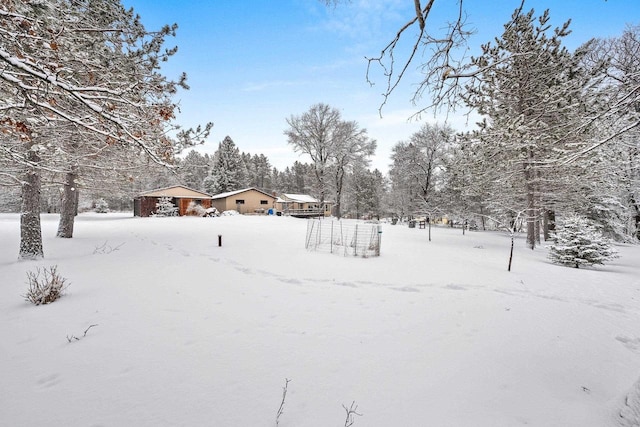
[218,234,222,247]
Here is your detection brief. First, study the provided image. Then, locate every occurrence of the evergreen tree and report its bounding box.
[205,136,244,194]
[292,161,312,194]
[346,166,386,219]
[586,26,640,240]
[548,215,618,268]
[240,152,253,188]
[1,0,211,257]
[251,154,272,189]
[269,167,283,193]
[154,196,178,217]
[94,198,109,213]
[179,150,211,191]
[461,8,595,249]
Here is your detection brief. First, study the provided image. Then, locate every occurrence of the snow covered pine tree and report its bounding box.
[154,197,178,217]
[548,215,618,268]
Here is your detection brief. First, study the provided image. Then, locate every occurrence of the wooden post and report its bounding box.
[508,232,514,272]
[354,224,358,257]
[330,221,334,254]
[218,235,222,247]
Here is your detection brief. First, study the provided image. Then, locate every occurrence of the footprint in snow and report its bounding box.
[234,266,253,274]
[615,335,640,352]
[279,278,303,285]
[392,286,420,293]
[334,281,359,288]
[36,373,61,389]
[592,302,626,313]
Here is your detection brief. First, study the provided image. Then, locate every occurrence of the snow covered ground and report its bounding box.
[1,212,639,426]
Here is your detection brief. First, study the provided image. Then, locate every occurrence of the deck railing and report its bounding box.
[283,208,325,217]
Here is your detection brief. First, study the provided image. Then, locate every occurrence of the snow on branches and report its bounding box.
[548,215,618,268]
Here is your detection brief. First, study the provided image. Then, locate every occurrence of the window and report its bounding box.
[260,200,268,205]
[235,199,245,204]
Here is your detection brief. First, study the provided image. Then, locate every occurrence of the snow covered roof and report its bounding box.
[281,193,319,203]
[137,185,213,199]
[211,187,276,200]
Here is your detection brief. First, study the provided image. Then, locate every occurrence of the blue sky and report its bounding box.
[121,0,637,173]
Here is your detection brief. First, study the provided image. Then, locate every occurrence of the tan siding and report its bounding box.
[213,189,276,214]
[211,199,226,213]
[140,186,212,199]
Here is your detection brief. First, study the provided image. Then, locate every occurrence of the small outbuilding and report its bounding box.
[210,187,277,214]
[133,185,213,217]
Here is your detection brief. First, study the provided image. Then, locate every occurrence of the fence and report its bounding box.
[305,219,382,257]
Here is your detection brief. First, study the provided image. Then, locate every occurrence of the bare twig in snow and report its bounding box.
[343,401,363,426]
[93,241,125,254]
[66,324,98,343]
[275,378,291,426]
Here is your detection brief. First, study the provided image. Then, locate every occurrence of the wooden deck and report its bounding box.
[285,209,325,218]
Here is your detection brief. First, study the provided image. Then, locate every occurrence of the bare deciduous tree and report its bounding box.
[285,103,375,218]
[365,0,480,117]
[389,122,452,220]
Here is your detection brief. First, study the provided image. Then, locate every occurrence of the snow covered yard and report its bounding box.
[1,213,639,426]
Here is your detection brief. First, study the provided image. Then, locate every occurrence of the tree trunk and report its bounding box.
[19,150,44,260]
[630,196,640,241]
[543,209,556,241]
[525,186,536,249]
[57,168,78,238]
[334,167,346,220]
[315,166,326,215]
[523,154,536,250]
[507,232,514,272]
[75,185,80,216]
[333,191,341,219]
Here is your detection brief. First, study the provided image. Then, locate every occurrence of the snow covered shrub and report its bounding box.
[154,196,178,217]
[548,215,618,268]
[204,207,219,217]
[94,198,109,213]
[185,201,206,216]
[23,266,69,305]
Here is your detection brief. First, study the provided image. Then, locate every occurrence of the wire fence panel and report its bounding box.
[305,219,382,257]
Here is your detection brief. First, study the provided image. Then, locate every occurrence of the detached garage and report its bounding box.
[210,187,276,214]
[133,185,213,217]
